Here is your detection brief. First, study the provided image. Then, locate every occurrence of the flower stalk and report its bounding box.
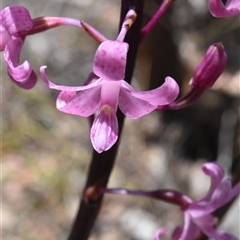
[101,188,192,209]
[140,0,176,40]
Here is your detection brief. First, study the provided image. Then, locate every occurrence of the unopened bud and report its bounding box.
[190,43,227,89]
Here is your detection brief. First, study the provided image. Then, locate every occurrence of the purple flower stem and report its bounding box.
[140,0,176,41]
[101,188,191,209]
[22,16,82,36]
[67,1,144,240]
[157,87,205,110]
[81,21,107,43]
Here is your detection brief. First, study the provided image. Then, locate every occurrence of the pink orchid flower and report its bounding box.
[209,0,240,17]
[0,6,37,89]
[154,162,240,240]
[0,5,84,89]
[40,10,179,153]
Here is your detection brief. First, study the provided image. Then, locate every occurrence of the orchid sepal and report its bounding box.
[209,0,240,18]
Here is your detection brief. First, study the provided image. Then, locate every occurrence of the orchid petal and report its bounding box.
[194,214,215,229]
[90,109,118,153]
[0,21,10,51]
[4,38,37,89]
[188,201,211,218]
[1,6,33,35]
[229,182,240,201]
[11,70,38,89]
[172,227,183,240]
[93,40,128,81]
[154,228,168,240]
[119,85,156,119]
[189,180,232,218]
[195,215,238,240]
[121,77,179,105]
[206,230,239,240]
[200,162,225,201]
[40,66,102,91]
[209,0,240,18]
[208,179,232,210]
[178,212,199,240]
[56,85,101,117]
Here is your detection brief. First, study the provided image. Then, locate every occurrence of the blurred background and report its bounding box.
[2,0,239,240]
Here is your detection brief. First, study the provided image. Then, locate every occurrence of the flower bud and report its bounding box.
[190,43,227,89]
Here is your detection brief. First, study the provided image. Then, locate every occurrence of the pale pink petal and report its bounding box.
[208,179,232,210]
[90,109,118,153]
[93,40,128,81]
[11,71,37,89]
[209,0,240,18]
[188,201,210,218]
[40,66,102,91]
[200,162,225,201]
[177,212,199,240]
[56,91,77,109]
[100,81,120,112]
[0,6,33,35]
[56,85,101,117]
[4,38,37,89]
[195,215,238,240]
[121,77,179,105]
[119,86,156,119]
[194,214,215,229]
[154,228,168,240]
[189,180,232,218]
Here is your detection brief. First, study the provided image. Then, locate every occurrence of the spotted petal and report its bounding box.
[56,85,101,117]
[0,6,33,35]
[90,109,118,153]
[93,40,128,81]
